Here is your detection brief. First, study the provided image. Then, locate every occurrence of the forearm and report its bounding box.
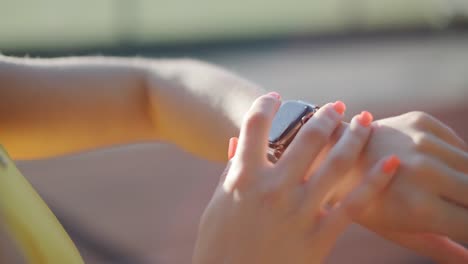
[0,55,154,159]
[144,59,262,162]
[0,55,262,161]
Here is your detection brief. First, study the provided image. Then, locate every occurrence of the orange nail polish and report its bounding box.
[228,137,238,160]
[357,111,373,127]
[267,92,281,100]
[382,155,400,174]
[333,101,346,115]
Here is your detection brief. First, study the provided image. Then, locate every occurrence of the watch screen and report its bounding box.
[268,101,313,143]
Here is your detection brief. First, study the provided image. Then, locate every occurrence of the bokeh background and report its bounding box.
[1,1,468,263]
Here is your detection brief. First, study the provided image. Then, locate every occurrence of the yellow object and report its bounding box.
[0,145,84,264]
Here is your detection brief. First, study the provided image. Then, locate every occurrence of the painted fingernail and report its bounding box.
[267,92,281,100]
[382,155,400,174]
[227,137,238,160]
[357,111,373,127]
[333,100,346,115]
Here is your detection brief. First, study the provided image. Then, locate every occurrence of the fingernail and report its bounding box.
[382,155,400,174]
[357,111,373,127]
[227,137,238,160]
[333,100,346,115]
[267,92,281,100]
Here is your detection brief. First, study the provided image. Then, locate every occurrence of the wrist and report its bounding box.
[144,59,263,162]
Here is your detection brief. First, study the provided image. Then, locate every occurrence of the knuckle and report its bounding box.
[366,173,385,190]
[321,105,340,120]
[390,186,411,210]
[345,132,367,151]
[328,152,354,169]
[409,111,431,127]
[226,164,254,189]
[351,123,371,141]
[229,159,270,187]
[254,95,278,112]
[301,122,331,143]
[244,111,269,132]
[260,94,278,105]
[408,195,434,220]
[349,127,369,144]
[344,201,365,220]
[260,182,286,208]
[408,154,431,173]
[412,132,431,150]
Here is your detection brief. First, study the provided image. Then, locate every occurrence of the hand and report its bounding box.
[361,112,467,235]
[193,94,399,264]
[333,111,468,263]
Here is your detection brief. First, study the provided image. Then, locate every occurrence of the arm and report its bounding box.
[0,55,262,161]
[2,55,467,260]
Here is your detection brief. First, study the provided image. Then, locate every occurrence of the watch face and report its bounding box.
[268,101,315,143]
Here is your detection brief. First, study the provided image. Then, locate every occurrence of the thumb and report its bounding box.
[218,137,238,185]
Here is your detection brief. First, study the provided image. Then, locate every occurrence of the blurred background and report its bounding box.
[1,0,468,263]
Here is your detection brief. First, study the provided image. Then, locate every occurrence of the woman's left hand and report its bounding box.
[193,94,398,264]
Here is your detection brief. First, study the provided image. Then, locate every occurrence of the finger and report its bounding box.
[419,156,468,208]
[428,121,467,151]
[313,204,351,249]
[302,111,374,200]
[311,207,352,256]
[314,155,399,236]
[227,137,238,160]
[277,101,345,184]
[431,199,468,243]
[219,159,234,185]
[236,92,281,166]
[415,133,468,173]
[414,112,467,150]
[219,137,238,185]
[384,232,468,264]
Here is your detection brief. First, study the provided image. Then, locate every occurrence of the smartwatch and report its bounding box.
[267,100,320,163]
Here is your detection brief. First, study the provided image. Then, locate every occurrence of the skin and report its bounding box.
[321,112,468,263]
[193,95,399,264]
[352,113,468,263]
[0,55,467,262]
[0,55,259,161]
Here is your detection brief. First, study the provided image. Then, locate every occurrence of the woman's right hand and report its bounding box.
[193,93,399,264]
